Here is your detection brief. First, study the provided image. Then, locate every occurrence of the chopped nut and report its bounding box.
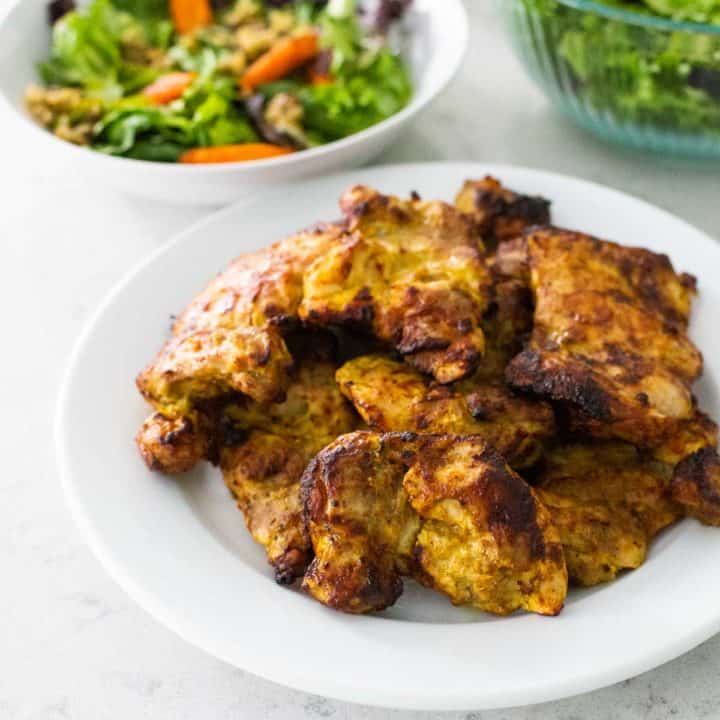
[217,50,248,76]
[25,85,55,126]
[24,84,102,144]
[236,23,277,59]
[268,9,295,36]
[121,34,169,68]
[265,92,304,132]
[224,0,261,27]
[198,25,237,49]
[178,32,199,52]
[54,117,95,145]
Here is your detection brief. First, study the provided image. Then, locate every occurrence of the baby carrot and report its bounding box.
[241,32,319,94]
[142,72,195,104]
[179,143,294,164]
[170,0,212,35]
[308,69,333,86]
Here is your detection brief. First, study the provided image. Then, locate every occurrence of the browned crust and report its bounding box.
[300,185,492,385]
[136,412,210,474]
[497,226,697,324]
[337,354,555,470]
[506,349,613,422]
[137,223,343,418]
[569,406,719,466]
[218,355,360,584]
[535,442,682,587]
[455,176,551,249]
[672,448,720,526]
[504,227,702,449]
[301,432,567,616]
[410,435,548,559]
[301,432,407,612]
[221,436,312,584]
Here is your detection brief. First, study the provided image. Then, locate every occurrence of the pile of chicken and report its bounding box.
[135,177,720,616]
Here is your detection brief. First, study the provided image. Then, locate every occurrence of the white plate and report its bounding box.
[56,163,720,711]
[0,0,466,205]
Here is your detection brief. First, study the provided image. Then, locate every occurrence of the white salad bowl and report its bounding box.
[0,0,468,205]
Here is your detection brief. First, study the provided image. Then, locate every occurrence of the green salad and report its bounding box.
[520,0,720,136]
[26,0,413,163]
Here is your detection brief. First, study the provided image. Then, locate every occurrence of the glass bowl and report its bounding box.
[501,0,720,157]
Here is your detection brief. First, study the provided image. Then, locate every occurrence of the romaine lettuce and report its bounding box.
[521,0,720,135]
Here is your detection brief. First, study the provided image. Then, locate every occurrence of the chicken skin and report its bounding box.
[336,355,554,469]
[455,175,551,250]
[672,448,720,526]
[300,186,492,384]
[332,237,553,469]
[220,357,360,583]
[471,273,534,382]
[302,432,567,616]
[136,412,211,474]
[568,406,718,467]
[504,228,702,450]
[535,443,681,586]
[137,223,343,417]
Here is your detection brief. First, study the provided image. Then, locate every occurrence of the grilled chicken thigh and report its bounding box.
[301,185,492,384]
[133,178,720,619]
[535,443,681,586]
[455,175,551,250]
[336,355,554,469]
[302,432,567,616]
[220,354,360,583]
[137,223,342,417]
[503,228,702,450]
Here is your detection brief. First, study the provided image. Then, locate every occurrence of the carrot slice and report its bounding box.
[179,143,294,164]
[241,32,319,94]
[142,72,196,105]
[308,69,333,86]
[170,0,212,35]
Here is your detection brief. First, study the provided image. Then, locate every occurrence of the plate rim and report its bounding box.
[56,162,720,711]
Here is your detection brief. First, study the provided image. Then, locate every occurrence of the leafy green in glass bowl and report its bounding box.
[501,0,720,156]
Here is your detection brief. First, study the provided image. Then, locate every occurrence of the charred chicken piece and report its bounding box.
[221,357,360,583]
[568,406,718,467]
[504,228,702,450]
[336,355,554,469]
[672,448,720,526]
[300,186,492,384]
[136,412,211,474]
[136,223,342,421]
[302,432,567,616]
[301,432,419,612]
[535,442,681,587]
[455,176,551,249]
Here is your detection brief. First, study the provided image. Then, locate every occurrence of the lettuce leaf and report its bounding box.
[112,0,174,47]
[93,68,257,160]
[298,48,411,139]
[39,0,165,100]
[523,0,720,135]
[37,0,411,160]
[258,1,412,141]
[641,0,720,24]
[93,104,194,154]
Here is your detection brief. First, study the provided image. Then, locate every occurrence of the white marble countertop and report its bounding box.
[2,2,720,718]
